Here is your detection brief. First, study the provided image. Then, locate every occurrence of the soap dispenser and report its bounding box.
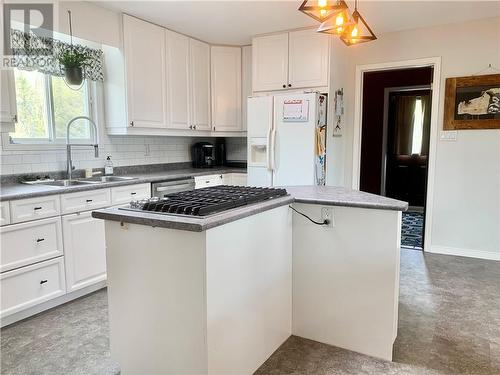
[105,156,114,175]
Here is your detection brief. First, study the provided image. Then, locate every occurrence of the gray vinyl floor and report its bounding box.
[1,249,499,375]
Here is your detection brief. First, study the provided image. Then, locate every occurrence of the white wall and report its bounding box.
[327,17,500,260]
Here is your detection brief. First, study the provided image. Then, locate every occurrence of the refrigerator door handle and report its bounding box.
[269,128,277,171]
[266,126,273,171]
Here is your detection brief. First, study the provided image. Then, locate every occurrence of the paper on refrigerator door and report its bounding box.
[283,99,309,122]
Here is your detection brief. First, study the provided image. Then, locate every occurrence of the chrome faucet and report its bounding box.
[66,116,99,180]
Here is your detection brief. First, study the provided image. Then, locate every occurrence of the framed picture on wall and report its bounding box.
[444,73,500,130]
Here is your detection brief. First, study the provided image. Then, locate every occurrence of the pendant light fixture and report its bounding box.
[298,0,348,23]
[340,0,376,46]
[316,0,354,36]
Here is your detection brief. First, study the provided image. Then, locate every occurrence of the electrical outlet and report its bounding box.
[440,131,457,141]
[321,207,334,228]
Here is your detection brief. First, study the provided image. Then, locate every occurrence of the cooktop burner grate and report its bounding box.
[123,185,288,217]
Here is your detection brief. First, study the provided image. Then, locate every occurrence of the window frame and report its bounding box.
[2,69,97,151]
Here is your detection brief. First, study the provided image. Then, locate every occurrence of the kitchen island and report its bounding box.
[93,186,407,374]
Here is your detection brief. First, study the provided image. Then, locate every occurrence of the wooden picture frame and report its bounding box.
[443,73,500,130]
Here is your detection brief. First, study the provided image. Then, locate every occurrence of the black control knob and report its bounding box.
[282,84,286,88]
[288,84,292,87]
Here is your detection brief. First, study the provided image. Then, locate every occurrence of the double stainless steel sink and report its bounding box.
[25,176,138,187]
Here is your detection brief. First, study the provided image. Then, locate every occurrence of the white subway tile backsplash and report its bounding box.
[1,130,247,176]
[0,134,206,176]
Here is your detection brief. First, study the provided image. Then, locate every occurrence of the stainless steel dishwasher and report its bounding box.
[151,178,195,198]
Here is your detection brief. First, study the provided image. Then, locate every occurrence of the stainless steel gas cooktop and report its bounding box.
[120,185,289,217]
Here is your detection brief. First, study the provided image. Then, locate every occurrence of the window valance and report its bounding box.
[10,29,104,82]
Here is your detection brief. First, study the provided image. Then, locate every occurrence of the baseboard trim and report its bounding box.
[428,246,500,261]
[1,281,107,328]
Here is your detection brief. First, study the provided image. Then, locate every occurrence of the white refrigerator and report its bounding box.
[247,93,327,187]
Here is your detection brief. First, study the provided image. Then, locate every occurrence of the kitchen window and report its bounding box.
[6,68,95,148]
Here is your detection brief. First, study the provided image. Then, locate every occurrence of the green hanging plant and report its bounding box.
[58,49,88,86]
[58,49,89,69]
[58,10,89,87]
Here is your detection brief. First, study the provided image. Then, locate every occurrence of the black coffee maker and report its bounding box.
[192,142,216,168]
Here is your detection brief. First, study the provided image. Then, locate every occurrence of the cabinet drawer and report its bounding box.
[0,217,63,273]
[1,257,66,318]
[194,174,224,189]
[1,201,10,226]
[230,173,247,186]
[10,195,60,224]
[111,183,151,205]
[60,189,111,214]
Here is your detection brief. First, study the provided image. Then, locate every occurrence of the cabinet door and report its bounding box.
[0,69,17,132]
[211,46,242,132]
[241,45,252,131]
[166,31,190,130]
[1,201,11,226]
[252,33,288,92]
[62,211,106,292]
[189,38,211,131]
[288,29,329,89]
[123,14,166,128]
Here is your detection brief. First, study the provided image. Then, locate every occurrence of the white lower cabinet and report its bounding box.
[1,201,11,226]
[0,217,63,273]
[60,189,111,215]
[194,174,224,189]
[10,195,60,224]
[195,173,248,189]
[62,211,107,293]
[111,183,151,206]
[229,173,247,186]
[1,257,66,318]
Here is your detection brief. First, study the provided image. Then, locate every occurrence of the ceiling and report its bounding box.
[96,1,500,45]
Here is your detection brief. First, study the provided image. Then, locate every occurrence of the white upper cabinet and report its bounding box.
[123,14,166,128]
[211,46,242,132]
[252,29,330,92]
[241,45,252,131]
[166,30,190,130]
[189,39,211,131]
[106,15,246,136]
[0,70,17,132]
[252,33,289,92]
[288,29,329,89]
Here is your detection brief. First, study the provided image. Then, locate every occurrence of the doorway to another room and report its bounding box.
[358,66,434,250]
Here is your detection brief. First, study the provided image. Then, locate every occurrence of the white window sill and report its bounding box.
[1,136,98,151]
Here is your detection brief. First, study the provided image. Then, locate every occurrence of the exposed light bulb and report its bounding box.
[318,0,328,7]
[320,9,327,17]
[351,25,359,37]
[335,13,344,26]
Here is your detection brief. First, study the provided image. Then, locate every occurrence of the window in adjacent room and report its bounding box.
[8,68,94,146]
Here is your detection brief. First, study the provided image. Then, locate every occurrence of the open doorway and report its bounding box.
[358,66,434,250]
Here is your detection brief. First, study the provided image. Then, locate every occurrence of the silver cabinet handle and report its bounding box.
[12,114,18,123]
[130,121,134,127]
[40,280,48,285]
[193,125,196,130]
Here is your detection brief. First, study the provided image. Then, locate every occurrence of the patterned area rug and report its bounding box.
[401,211,423,248]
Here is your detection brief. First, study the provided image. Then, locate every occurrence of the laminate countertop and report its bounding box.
[92,186,407,232]
[0,167,246,201]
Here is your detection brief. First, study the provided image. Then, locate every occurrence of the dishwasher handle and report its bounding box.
[156,183,194,192]
[152,178,195,197]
